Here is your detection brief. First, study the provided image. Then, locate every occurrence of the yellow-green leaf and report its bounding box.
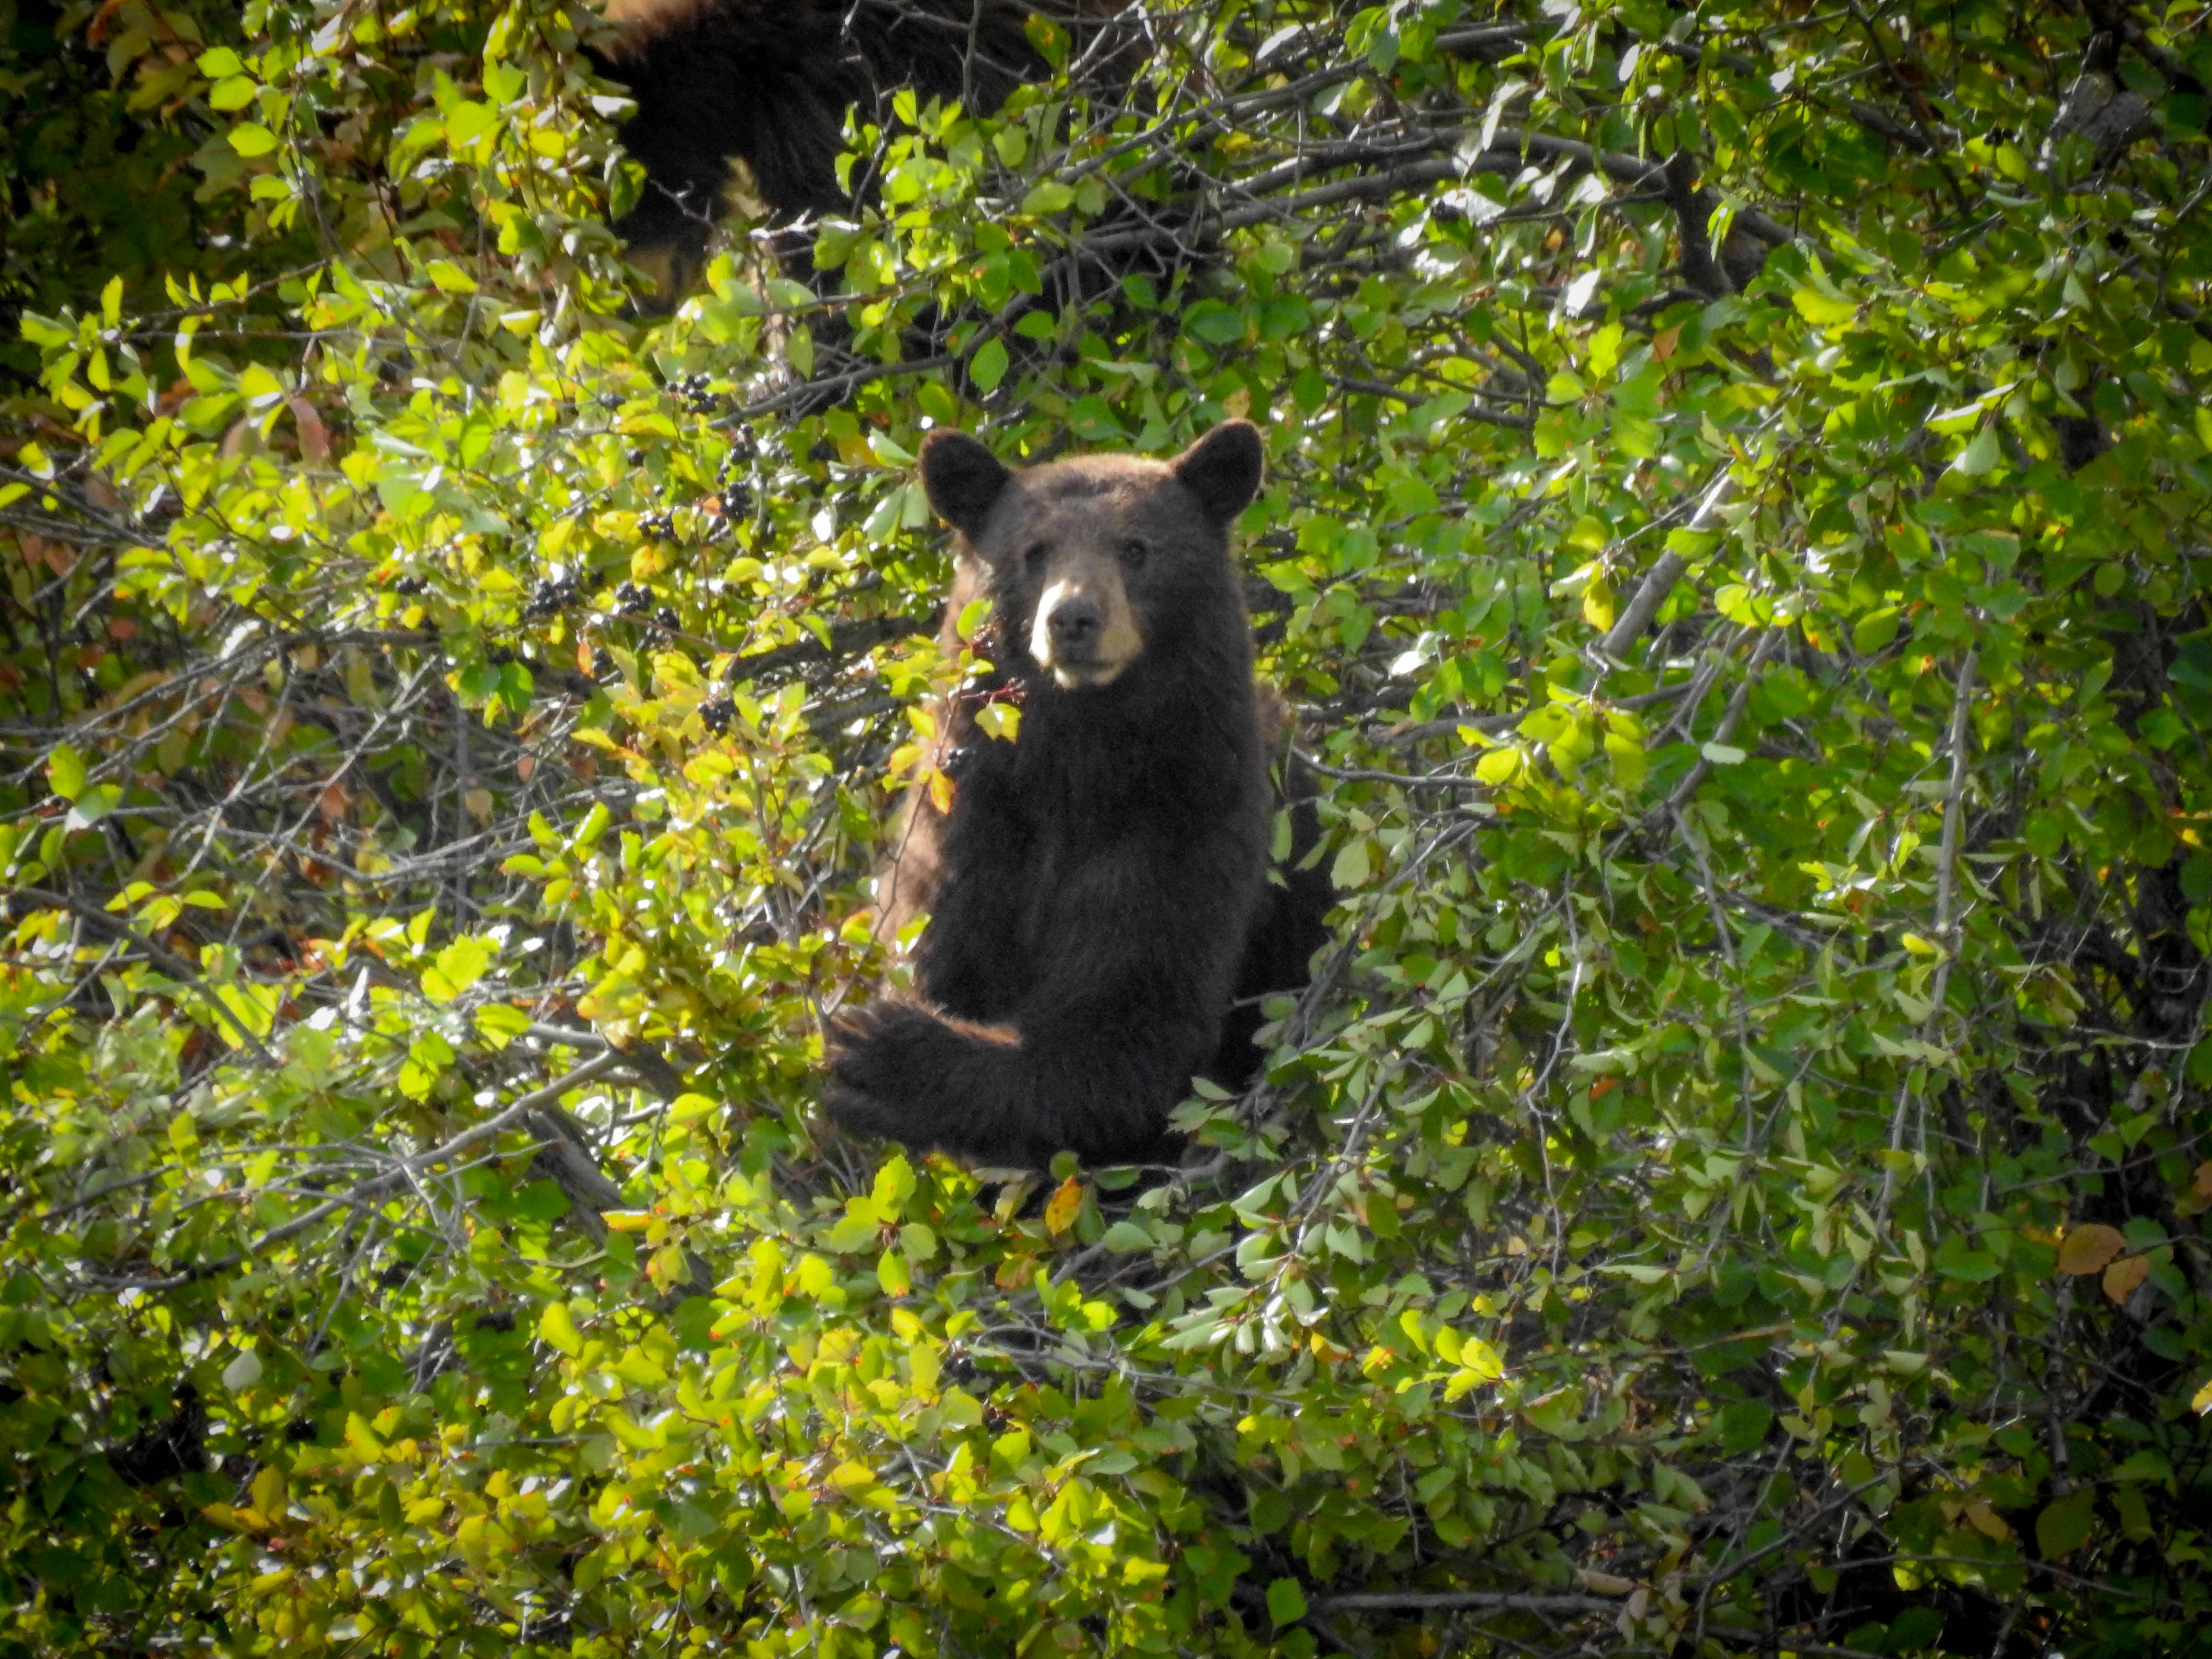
[47,743,85,801]
[539,1301,582,1358]
[1792,288,1856,326]
[425,260,478,294]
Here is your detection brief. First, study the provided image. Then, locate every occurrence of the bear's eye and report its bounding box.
[1118,537,1150,568]
[1022,541,1050,575]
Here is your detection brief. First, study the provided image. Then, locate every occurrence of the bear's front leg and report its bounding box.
[824,996,1205,1169]
[823,1002,1021,1158]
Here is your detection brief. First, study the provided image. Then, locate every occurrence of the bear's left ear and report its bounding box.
[1171,419,1264,526]
[920,430,1014,538]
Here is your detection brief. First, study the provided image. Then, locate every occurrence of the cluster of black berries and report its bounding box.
[700,692,735,733]
[614,580,682,634]
[712,443,757,521]
[671,372,719,416]
[524,572,581,617]
[638,508,677,542]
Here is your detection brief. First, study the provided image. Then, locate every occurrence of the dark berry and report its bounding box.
[524,576,577,618]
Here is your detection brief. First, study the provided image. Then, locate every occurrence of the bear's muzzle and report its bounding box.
[1031,561,1142,687]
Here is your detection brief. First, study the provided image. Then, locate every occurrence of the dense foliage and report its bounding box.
[4,0,2212,1653]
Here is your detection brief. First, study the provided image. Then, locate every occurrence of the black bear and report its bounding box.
[825,420,1329,1169]
[594,0,1113,292]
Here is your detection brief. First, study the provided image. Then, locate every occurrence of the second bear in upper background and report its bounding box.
[594,0,1125,296]
[825,421,1331,1170]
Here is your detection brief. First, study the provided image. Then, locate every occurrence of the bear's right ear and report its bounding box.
[920,431,1014,538]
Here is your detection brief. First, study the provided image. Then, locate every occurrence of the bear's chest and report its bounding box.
[914,758,1169,1016]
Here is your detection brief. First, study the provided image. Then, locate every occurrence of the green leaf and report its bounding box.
[1851,608,1902,654]
[1791,288,1856,326]
[1102,1221,1152,1253]
[422,936,493,1002]
[2035,1490,2097,1560]
[64,784,121,830]
[1474,747,1521,785]
[1718,1401,1774,1454]
[1266,1578,1308,1625]
[474,1004,532,1046]
[424,260,478,294]
[445,102,497,146]
[47,744,85,801]
[539,1301,583,1358]
[1331,838,1371,889]
[1604,730,1647,791]
[969,336,1009,392]
[1951,424,2000,476]
[228,122,279,157]
[877,1249,912,1296]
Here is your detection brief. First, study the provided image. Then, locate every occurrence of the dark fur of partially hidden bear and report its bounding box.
[825,421,1331,1170]
[594,0,1118,287]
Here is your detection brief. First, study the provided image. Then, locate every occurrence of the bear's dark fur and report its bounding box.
[594,0,1108,285]
[826,421,1325,1168]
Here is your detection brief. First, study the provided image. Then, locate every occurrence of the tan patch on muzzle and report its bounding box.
[1030,548,1143,687]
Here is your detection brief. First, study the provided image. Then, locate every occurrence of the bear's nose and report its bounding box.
[1046,596,1103,652]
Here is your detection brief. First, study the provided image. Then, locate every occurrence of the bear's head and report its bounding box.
[918,421,1264,689]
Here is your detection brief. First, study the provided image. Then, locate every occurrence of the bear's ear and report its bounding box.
[920,430,1014,538]
[1171,419,1264,526]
